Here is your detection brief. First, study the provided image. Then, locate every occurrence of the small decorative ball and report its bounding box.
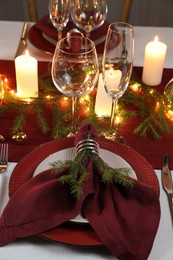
[12,132,27,143]
[0,135,5,141]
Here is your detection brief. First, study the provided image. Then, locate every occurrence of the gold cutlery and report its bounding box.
[0,143,8,173]
[162,154,173,221]
[15,22,28,58]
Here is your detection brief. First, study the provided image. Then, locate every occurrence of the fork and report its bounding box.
[0,143,8,173]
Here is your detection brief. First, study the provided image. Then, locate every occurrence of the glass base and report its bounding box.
[67,128,77,137]
[101,130,126,145]
[67,131,76,137]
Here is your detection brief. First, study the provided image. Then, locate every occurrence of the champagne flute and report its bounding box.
[71,0,108,39]
[51,36,99,136]
[49,0,70,41]
[102,22,134,141]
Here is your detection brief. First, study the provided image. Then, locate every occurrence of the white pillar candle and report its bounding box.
[142,36,167,86]
[15,50,38,98]
[95,69,122,117]
[95,73,112,117]
[105,68,122,91]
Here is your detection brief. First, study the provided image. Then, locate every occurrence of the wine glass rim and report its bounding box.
[109,22,134,31]
[56,36,97,55]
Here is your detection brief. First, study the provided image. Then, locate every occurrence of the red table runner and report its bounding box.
[0,60,173,169]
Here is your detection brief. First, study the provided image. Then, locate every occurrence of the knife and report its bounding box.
[15,22,28,58]
[162,154,173,221]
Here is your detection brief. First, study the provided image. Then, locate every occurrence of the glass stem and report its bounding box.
[110,99,118,130]
[86,31,90,39]
[57,29,62,41]
[72,96,77,134]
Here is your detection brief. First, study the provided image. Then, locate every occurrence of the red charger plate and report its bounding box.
[9,137,159,246]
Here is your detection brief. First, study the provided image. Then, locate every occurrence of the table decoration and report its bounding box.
[0,135,5,141]
[15,50,38,98]
[1,60,173,168]
[0,124,160,260]
[11,131,27,143]
[0,64,172,140]
[142,36,167,86]
[94,73,111,117]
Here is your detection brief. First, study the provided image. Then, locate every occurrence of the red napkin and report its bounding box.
[35,15,109,53]
[0,124,160,260]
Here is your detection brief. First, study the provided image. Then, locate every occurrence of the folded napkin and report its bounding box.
[35,15,109,53]
[0,124,160,260]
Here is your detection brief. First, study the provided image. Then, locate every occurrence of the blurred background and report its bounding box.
[0,0,173,27]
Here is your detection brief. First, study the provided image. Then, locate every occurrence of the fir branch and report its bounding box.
[12,105,27,134]
[32,101,50,134]
[50,160,74,173]
[91,153,134,188]
[51,149,134,199]
[51,102,70,139]
[51,150,89,198]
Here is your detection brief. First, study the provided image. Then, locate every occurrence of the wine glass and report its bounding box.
[71,0,108,39]
[102,22,134,141]
[49,0,70,41]
[51,36,99,136]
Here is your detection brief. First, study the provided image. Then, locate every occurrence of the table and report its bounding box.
[0,20,173,260]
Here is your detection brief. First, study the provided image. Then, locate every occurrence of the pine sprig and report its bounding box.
[51,101,71,139]
[51,149,134,199]
[122,81,172,139]
[32,100,50,134]
[51,150,89,198]
[12,105,27,134]
[91,153,134,188]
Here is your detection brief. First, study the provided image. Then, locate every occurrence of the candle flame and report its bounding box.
[109,68,114,76]
[154,36,159,43]
[25,50,30,56]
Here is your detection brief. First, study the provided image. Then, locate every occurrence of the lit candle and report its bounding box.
[95,69,122,116]
[105,68,122,91]
[15,50,38,98]
[142,36,167,86]
[95,73,112,117]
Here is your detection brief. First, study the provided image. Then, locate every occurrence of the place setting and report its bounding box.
[28,0,109,54]
[0,15,161,259]
[1,123,160,259]
[2,1,173,259]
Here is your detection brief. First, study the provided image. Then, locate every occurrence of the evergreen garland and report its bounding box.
[0,71,172,139]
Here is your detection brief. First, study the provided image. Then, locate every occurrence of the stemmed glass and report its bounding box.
[102,22,134,141]
[51,36,99,136]
[71,0,108,39]
[49,0,70,41]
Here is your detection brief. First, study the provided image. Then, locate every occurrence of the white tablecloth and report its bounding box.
[0,20,173,259]
[1,21,173,68]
